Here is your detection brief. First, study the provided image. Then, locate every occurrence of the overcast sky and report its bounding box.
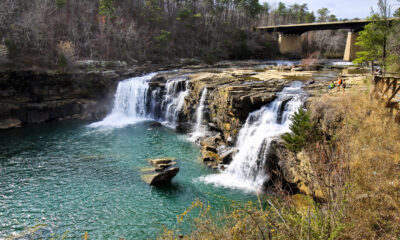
[265,0,400,19]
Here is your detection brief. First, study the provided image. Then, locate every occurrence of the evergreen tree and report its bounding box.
[282,108,321,153]
[354,0,392,69]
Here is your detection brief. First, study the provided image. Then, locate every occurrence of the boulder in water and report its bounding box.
[141,158,179,185]
[0,118,21,129]
[148,157,176,165]
[142,167,180,185]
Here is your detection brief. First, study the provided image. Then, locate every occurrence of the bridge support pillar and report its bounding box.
[278,34,302,55]
[343,32,360,61]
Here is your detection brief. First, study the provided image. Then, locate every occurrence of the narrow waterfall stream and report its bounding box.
[201,82,306,192]
[159,76,189,127]
[190,88,208,141]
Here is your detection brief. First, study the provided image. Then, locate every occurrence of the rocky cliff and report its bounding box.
[0,69,141,129]
[148,66,351,200]
[148,68,316,169]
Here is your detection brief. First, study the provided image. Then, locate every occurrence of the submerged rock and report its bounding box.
[0,118,21,129]
[141,158,179,185]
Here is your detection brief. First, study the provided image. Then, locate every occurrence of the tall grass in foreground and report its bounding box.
[160,92,400,240]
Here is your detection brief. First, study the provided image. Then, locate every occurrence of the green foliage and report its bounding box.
[317,7,330,22]
[4,36,18,59]
[394,7,400,17]
[354,0,396,68]
[55,0,67,9]
[99,0,115,17]
[154,30,171,44]
[202,54,218,65]
[238,0,262,18]
[353,15,386,64]
[176,9,201,21]
[58,54,68,69]
[143,0,163,23]
[282,108,319,153]
[304,12,316,23]
[162,93,400,240]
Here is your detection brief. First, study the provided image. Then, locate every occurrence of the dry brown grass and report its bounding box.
[160,90,400,240]
[336,94,400,239]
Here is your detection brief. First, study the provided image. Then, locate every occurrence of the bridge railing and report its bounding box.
[372,75,400,107]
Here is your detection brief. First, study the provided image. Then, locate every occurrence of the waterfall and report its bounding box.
[90,72,189,128]
[89,73,157,128]
[158,76,189,128]
[201,82,306,192]
[190,88,208,141]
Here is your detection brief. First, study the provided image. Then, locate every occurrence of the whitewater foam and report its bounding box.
[200,82,306,192]
[89,73,157,128]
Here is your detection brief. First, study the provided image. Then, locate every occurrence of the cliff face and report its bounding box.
[148,69,307,169]
[0,65,344,200]
[148,67,346,200]
[184,71,288,140]
[0,70,139,129]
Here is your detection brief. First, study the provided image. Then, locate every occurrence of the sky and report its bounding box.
[266,0,400,19]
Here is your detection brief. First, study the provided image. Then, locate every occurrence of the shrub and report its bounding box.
[162,90,400,240]
[282,108,321,153]
[4,36,18,59]
[58,54,68,69]
[55,0,67,9]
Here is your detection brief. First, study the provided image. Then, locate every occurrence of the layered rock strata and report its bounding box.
[148,69,314,169]
[141,158,180,185]
[0,70,142,129]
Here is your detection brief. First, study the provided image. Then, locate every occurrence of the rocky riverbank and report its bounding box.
[147,64,369,198]
[1,60,369,199]
[0,60,295,130]
[0,71,111,129]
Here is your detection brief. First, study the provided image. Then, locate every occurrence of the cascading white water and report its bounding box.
[90,73,158,128]
[201,82,306,192]
[190,88,208,141]
[90,72,190,129]
[159,76,189,128]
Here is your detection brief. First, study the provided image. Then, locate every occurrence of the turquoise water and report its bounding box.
[0,121,255,239]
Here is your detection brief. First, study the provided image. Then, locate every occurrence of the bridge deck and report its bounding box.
[256,19,396,34]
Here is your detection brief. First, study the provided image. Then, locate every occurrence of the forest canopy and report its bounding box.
[0,0,343,67]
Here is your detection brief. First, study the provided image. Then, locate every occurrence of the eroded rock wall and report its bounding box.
[149,69,291,167]
[0,70,137,129]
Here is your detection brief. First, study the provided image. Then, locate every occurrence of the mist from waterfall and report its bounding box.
[200,82,306,192]
[190,88,208,141]
[90,73,190,129]
[89,73,157,128]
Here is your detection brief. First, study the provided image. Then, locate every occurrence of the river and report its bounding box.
[0,62,343,239]
[0,121,255,239]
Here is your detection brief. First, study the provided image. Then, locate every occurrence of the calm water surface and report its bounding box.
[0,121,254,239]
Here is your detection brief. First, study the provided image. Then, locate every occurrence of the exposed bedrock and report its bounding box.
[148,68,334,199]
[0,70,141,129]
[150,70,289,138]
[148,69,292,170]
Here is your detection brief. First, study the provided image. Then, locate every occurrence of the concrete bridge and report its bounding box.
[256,20,374,61]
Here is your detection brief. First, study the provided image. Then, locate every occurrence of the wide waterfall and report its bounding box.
[201,82,306,192]
[90,72,190,128]
[190,88,208,141]
[90,73,158,128]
